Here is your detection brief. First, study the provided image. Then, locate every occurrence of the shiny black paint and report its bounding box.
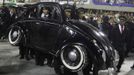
[11,2,115,69]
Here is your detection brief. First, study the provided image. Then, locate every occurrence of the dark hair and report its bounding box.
[119,16,126,20]
[43,7,50,11]
[103,16,109,22]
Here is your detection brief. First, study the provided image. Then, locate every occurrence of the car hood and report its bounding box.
[68,20,115,56]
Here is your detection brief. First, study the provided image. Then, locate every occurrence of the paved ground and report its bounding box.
[0,41,134,75]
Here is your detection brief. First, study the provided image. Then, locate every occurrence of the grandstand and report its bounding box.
[59,0,134,12]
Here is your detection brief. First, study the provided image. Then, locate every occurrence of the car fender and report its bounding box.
[56,32,104,68]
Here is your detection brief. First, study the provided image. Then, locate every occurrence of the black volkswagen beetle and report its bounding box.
[8,2,117,75]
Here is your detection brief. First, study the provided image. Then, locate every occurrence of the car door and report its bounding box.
[29,3,63,52]
[31,21,61,51]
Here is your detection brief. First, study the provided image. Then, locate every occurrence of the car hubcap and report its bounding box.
[68,50,77,62]
[12,31,18,39]
[11,30,20,41]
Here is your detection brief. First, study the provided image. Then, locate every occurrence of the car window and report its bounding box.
[64,8,72,20]
[40,6,51,19]
[38,4,62,23]
[28,7,37,18]
[13,7,28,19]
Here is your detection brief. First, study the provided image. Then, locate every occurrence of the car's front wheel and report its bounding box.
[54,44,92,75]
[60,45,88,71]
[8,26,23,46]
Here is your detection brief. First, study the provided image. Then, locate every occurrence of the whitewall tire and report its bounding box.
[60,45,87,71]
[8,26,23,46]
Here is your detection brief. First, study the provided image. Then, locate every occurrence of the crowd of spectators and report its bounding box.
[79,9,134,30]
[95,0,134,4]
